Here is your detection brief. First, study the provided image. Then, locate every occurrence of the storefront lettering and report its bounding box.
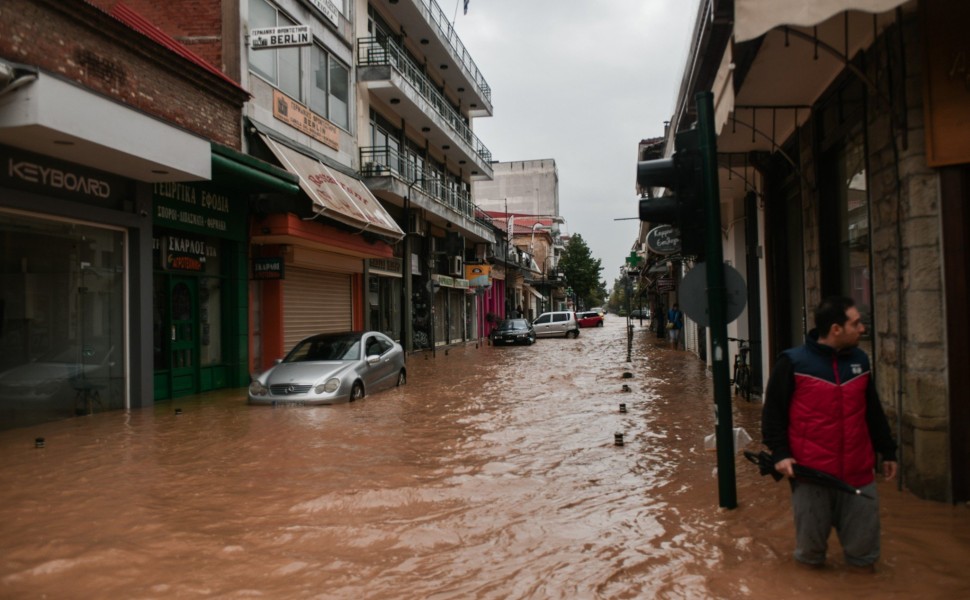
[7,159,111,198]
[155,182,198,205]
[168,236,207,255]
[201,191,230,212]
[156,205,227,231]
[168,255,203,271]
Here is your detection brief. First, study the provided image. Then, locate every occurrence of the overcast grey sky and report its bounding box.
[453,0,700,284]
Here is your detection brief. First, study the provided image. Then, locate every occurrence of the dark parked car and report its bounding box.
[577,311,604,328]
[248,331,405,406]
[490,318,536,345]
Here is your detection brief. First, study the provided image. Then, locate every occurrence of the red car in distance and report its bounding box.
[576,311,604,328]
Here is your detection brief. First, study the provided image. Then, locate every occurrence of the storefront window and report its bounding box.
[199,277,222,366]
[368,275,401,341]
[0,210,126,429]
[820,127,873,357]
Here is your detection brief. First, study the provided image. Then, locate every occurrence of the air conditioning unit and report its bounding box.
[449,255,463,276]
[408,213,425,236]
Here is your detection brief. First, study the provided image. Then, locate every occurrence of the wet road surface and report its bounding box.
[1,317,968,598]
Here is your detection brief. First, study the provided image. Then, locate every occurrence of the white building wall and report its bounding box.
[473,159,559,215]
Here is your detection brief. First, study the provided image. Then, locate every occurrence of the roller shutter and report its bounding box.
[284,268,352,350]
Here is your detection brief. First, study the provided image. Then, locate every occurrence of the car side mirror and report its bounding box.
[366,355,380,365]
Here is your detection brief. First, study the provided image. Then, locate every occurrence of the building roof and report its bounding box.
[482,211,560,234]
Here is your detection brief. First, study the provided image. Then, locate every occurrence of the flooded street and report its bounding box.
[1,317,968,599]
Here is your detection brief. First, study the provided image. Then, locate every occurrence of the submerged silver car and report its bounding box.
[248,331,406,406]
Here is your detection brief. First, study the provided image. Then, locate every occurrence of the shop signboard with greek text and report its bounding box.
[153,182,246,241]
[646,225,681,255]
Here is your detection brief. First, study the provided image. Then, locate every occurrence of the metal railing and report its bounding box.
[414,0,491,103]
[360,146,481,221]
[358,37,492,165]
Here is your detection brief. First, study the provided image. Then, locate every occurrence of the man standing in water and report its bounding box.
[666,303,683,349]
[762,296,897,572]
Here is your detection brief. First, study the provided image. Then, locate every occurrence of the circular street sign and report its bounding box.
[645,225,680,255]
[678,262,747,327]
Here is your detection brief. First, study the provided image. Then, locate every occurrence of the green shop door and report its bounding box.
[169,278,199,397]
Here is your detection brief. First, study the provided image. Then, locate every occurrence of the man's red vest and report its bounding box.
[784,341,875,488]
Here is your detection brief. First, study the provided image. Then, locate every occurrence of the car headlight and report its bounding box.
[315,378,340,394]
[249,381,268,396]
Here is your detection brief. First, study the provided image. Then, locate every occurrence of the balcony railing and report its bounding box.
[358,37,492,165]
[416,0,491,104]
[361,145,484,222]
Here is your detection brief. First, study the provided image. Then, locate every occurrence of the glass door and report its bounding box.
[169,278,198,397]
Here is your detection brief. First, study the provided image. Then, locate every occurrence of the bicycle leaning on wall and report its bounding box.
[728,337,752,401]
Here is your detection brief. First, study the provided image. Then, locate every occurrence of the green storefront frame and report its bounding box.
[151,144,298,400]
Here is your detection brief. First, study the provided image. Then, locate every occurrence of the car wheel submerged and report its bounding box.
[397,369,406,386]
[350,381,365,401]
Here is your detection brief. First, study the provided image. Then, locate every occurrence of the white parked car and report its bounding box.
[532,311,580,339]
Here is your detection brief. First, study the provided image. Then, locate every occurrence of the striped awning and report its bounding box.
[259,133,404,241]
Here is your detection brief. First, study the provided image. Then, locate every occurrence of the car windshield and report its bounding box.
[497,319,529,331]
[284,334,361,362]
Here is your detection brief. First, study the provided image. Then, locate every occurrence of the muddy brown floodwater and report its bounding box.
[1,318,969,599]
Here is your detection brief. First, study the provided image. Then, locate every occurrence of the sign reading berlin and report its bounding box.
[250,25,312,50]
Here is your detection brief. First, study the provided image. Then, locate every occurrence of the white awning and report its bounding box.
[526,286,544,301]
[260,133,404,241]
[0,70,210,182]
[735,0,910,42]
[711,42,735,136]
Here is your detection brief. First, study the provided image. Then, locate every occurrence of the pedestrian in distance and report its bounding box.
[666,303,683,349]
[761,296,898,572]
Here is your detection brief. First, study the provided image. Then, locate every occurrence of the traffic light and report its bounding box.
[636,127,705,259]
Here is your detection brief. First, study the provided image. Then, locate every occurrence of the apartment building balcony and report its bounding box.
[361,145,495,243]
[358,38,493,180]
[375,0,492,116]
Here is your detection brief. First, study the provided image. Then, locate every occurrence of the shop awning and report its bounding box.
[259,133,404,241]
[526,286,544,301]
[211,143,299,195]
[735,0,910,42]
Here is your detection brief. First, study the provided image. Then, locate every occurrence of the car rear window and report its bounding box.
[553,313,568,322]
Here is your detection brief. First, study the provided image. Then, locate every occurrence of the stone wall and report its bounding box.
[788,8,949,500]
[864,10,949,501]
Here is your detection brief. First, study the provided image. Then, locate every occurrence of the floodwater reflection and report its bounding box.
[1,318,968,598]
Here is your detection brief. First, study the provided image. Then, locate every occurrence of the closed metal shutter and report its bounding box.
[284,268,352,350]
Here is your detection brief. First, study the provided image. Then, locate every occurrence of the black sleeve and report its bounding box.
[761,354,795,461]
[866,379,898,461]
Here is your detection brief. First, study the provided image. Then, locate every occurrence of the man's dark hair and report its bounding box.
[814,296,855,336]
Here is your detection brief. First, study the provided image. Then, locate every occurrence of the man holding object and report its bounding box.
[762,296,898,571]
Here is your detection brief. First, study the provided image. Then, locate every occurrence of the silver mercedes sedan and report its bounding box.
[248,331,406,406]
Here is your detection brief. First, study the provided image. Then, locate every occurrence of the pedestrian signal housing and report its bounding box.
[636,128,706,258]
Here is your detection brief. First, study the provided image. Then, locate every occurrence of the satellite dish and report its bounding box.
[678,262,747,327]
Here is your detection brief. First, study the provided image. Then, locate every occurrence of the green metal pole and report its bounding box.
[696,91,737,509]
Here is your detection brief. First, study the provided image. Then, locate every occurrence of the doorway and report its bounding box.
[168,277,198,398]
